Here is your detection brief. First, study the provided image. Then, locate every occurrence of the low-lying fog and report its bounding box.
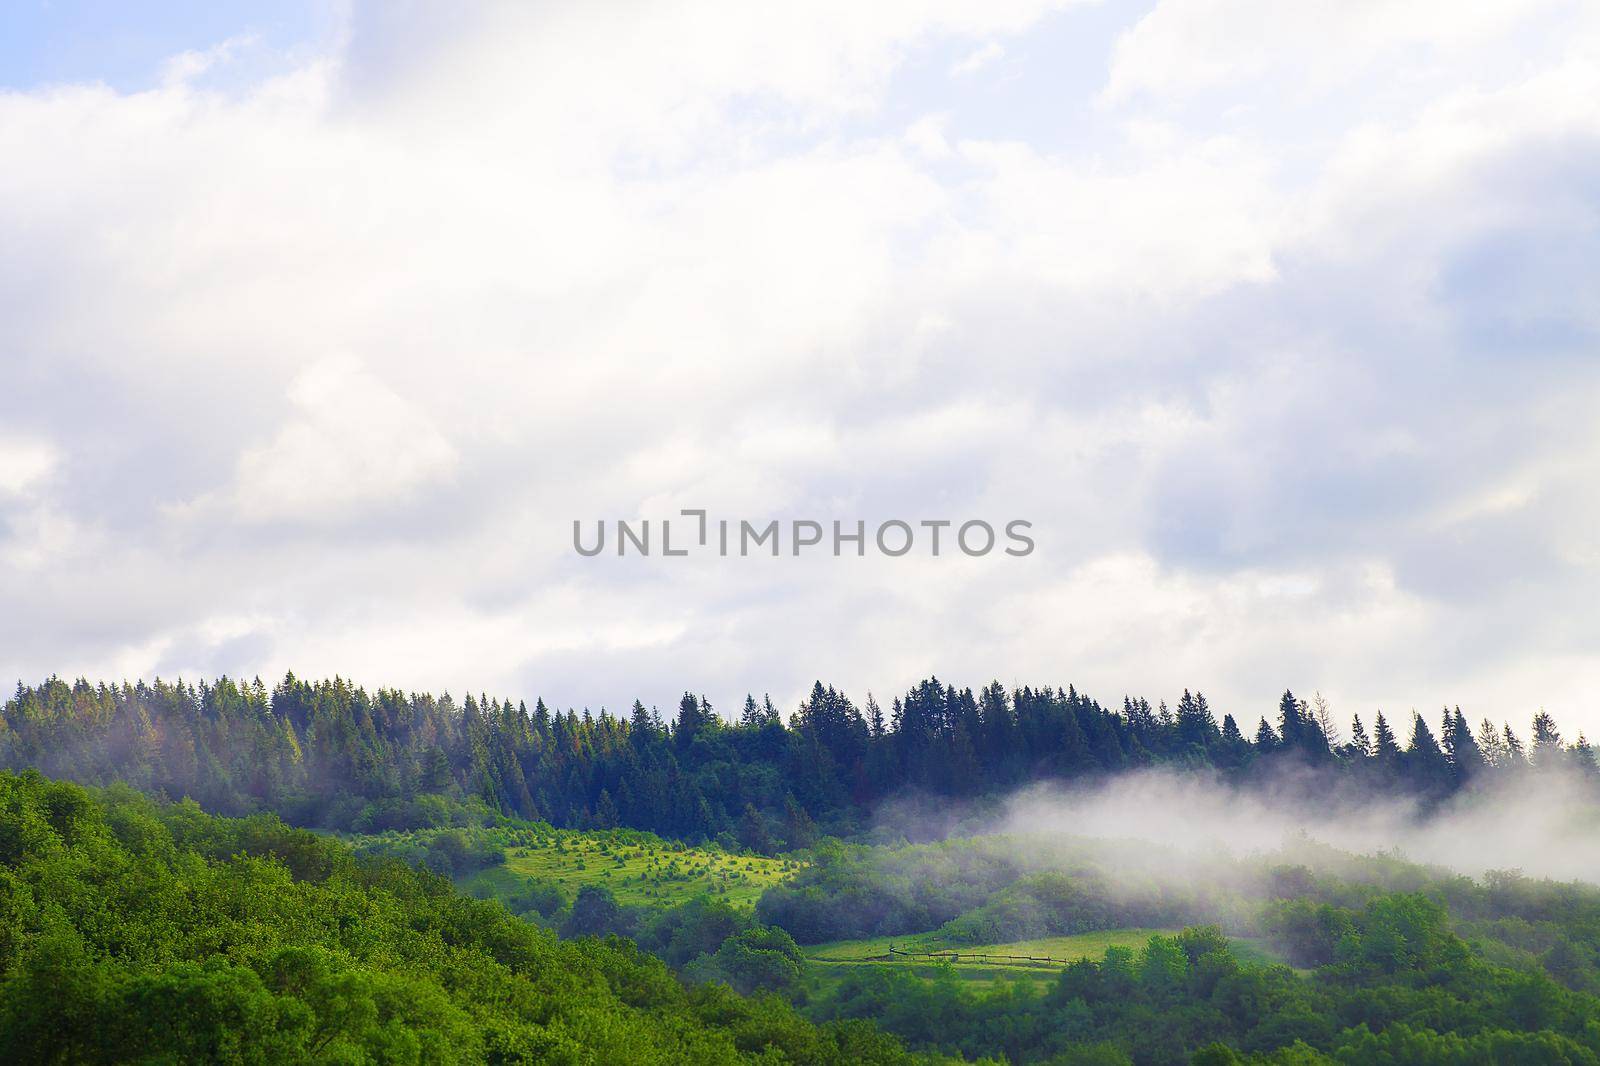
[996,767,1600,884]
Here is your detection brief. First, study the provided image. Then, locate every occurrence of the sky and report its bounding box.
[1,0,1598,736]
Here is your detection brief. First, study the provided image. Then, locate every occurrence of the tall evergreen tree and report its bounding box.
[1448,708,1484,782]
[865,694,886,739]
[1373,712,1401,762]
[1571,734,1599,778]
[1531,711,1563,770]
[1276,691,1302,750]
[1476,718,1507,767]
[1348,714,1372,759]
[1407,713,1451,791]
[1311,692,1341,748]
[1503,723,1527,767]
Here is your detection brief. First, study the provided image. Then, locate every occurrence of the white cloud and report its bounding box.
[0,439,58,496]
[0,0,1597,737]
[227,360,458,524]
[1101,0,1575,107]
[1,505,88,573]
[951,41,1005,77]
[904,114,953,159]
[160,34,258,88]
[945,131,1282,299]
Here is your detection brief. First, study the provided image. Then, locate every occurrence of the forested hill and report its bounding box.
[4,674,1596,841]
[0,769,925,1064]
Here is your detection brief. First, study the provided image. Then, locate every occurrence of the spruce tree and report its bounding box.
[1373,711,1401,761]
[738,803,774,853]
[1311,692,1341,747]
[1176,690,1207,747]
[1277,691,1302,749]
[1476,718,1506,767]
[1349,714,1372,758]
[630,700,656,747]
[1196,692,1218,741]
[1531,711,1563,770]
[1408,713,1451,791]
[1571,734,1599,777]
[1300,696,1330,757]
[865,694,886,738]
[1503,723,1527,766]
[1449,708,1484,781]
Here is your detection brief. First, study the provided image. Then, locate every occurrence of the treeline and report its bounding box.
[0,769,933,1064]
[3,674,1595,841]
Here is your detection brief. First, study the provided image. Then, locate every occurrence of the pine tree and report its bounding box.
[1272,690,1329,758]
[1449,708,1484,782]
[1407,713,1451,791]
[865,694,885,738]
[594,788,619,828]
[1503,723,1527,766]
[1176,690,1212,748]
[1373,712,1400,761]
[1570,734,1599,778]
[737,803,774,853]
[1477,718,1506,767]
[1254,717,1278,751]
[630,700,656,747]
[781,795,817,850]
[1531,711,1563,770]
[1124,697,1158,746]
[1300,697,1329,757]
[1348,714,1372,759]
[1311,692,1341,748]
[1195,692,1218,742]
[674,692,712,752]
[1277,691,1302,749]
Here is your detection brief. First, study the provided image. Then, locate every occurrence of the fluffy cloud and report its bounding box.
[0,438,57,497]
[224,360,458,524]
[1,1,1597,735]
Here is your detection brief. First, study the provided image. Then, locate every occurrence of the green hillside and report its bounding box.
[498,828,797,907]
[0,770,929,1064]
[350,823,799,909]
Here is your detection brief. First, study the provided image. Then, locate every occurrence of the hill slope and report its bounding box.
[0,769,927,1064]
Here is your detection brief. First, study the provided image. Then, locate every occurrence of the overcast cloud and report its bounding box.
[2,0,1598,733]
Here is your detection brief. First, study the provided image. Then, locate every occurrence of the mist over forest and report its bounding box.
[991,767,1600,883]
[6,0,1599,1059]
[6,670,1600,1063]
[5,672,1595,856]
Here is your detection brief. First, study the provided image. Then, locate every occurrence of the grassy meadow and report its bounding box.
[495,828,798,907]
[351,822,800,909]
[804,928,1291,987]
[805,929,1172,986]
